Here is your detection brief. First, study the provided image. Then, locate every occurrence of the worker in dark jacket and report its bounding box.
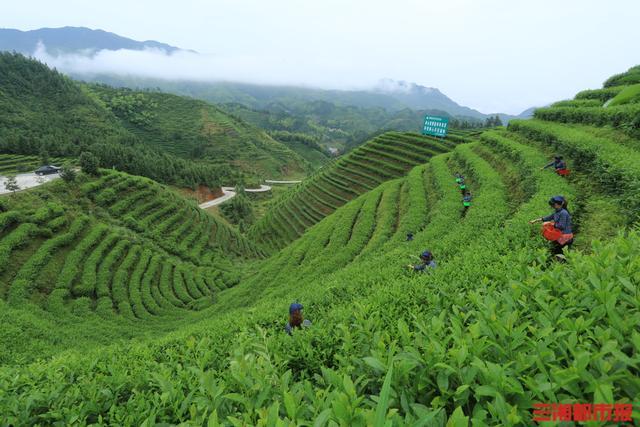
[529,195,574,258]
[462,191,472,208]
[285,302,311,335]
[409,250,436,272]
[542,156,569,175]
[456,175,467,193]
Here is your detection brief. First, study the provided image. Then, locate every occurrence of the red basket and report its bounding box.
[556,168,570,176]
[542,222,562,241]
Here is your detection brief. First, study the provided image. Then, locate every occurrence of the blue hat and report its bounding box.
[420,250,432,259]
[548,195,565,206]
[289,302,303,314]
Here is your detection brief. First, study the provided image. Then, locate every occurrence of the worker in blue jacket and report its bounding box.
[409,250,436,272]
[285,302,311,335]
[542,155,567,173]
[529,195,574,258]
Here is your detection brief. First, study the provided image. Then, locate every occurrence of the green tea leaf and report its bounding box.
[374,364,394,427]
[446,406,469,427]
[313,408,332,427]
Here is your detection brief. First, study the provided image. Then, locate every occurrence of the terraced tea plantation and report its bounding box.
[0,170,259,363]
[533,65,640,131]
[0,66,639,426]
[249,132,464,251]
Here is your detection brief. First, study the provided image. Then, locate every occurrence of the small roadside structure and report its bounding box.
[35,165,61,176]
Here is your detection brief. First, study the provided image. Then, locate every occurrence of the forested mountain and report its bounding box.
[0,26,183,56]
[86,85,308,178]
[220,101,460,154]
[0,53,305,186]
[0,27,532,154]
[79,73,527,121]
[74,74,528,153]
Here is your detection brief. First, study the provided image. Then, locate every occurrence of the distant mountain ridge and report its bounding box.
[0,26,184,56]
[76,74,532,122]
[0,27,533,121]
[374,78,491,118]
[373,78,535,121]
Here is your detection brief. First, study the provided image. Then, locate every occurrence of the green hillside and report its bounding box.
[0,169,260,364]
[1,66,639,426]
[248,131,470,251]
[267,131,330,169]
[88,85,308,178]
[0,52,305,187]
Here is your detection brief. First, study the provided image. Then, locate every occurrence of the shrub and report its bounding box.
[79,151,100,176]
[0,223,40,273]
[608,83,640,106]
[111,245,140,319]
[533,104,640,127]
[55,224,108,293]
[60,166,77,183]
[95,188,117,206]
[74,233,119,297]
[0,210,23,232]
[8,216,88,304]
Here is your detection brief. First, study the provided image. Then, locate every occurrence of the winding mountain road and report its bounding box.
[198,185,272,208]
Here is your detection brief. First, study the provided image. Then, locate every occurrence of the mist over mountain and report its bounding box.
[0,26,183,56]
[0,26,532,121]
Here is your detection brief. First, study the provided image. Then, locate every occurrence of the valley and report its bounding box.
[0,59,638,424]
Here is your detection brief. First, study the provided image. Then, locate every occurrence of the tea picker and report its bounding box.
[407,250,437,272]
[541,155,570,176]
[462,191,472,211]
[285,302,312,335]
[455,173,467,194]
[529,195,574,260]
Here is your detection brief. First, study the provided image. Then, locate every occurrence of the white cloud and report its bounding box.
[32,42,384,90]
[5,0,640,114]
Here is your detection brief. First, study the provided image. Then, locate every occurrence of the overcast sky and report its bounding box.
[2,0,639,114]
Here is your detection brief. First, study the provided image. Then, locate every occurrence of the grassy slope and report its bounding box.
[1,67,639,426]
[87,85,309,179]
[276,140,330,170]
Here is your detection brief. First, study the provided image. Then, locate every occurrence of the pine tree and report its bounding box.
[4,175,20,194]
[79,152,100,176]
[60,166,77,183]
